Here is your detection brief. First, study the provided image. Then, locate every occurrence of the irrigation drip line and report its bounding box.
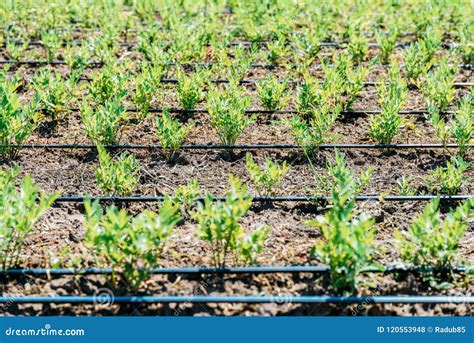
[15,143,470,150]
[1,59,472,69]
[0,295,471,304]
[51,195,471,203]
[76,76,473,88]
[0,59,102,66]
[67,107,458,115]
[2,39,472,49]
[3,265,471,276]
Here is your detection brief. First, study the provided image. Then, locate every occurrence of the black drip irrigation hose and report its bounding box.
[15,143,471,150]
[0,59,102,66]
[67,107,459,115]
[2,265,471,276]
[0,295,471,304]
[2,40,472,49]
[51,195,472,203]
[1,59,472,69]
[76,76,474,88]
[158,78,474,87]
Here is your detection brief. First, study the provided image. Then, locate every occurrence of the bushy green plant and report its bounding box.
[450,95,473,157]
[344,64,370,110]
[41,29,62,61]
[426,106,450,152]
[88,63,128,105]
[0,167,58,270]
[288,105,340,155]
[0,79,39,159]
[428,157,469,195]
[347,29,368,64]
[214,45,254,80]
[265,34,290,64]
[458,29,474,64]
[245,153,290,195]
[192,176,271,267]
[256,73,289,111]
[64,41,92,72]
[296,74,323,119]
[81,96,127,145]
[307,151,377,294]
[31,69,73,122]
[155,109,193,161]
[397,176,416,196]
[321,62,346,107]
[369,63,407,144]
[403,40,437,82]
[132,69,156,121]
[375,27,399,64]
[176,69,204,110]
[395,197,473,268]
[84,198,181,289]
[94,145,141,196]
[6,39,29,61]
[172,179,201,211]
[420,55,457,112]
[207,84,254,145]
[295,27,322,60]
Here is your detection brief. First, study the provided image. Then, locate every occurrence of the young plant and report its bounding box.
[344,64,370,110]
[31,68,73,122]
[288,105,340,155]
[347,29,369,64]
[0,81,39,159]
[256,73,289,111]
[395,197,473,268]
[95,145,141,196]
[176,69,204,110]
[403,41,435,83]
[172,179,201,211]
[0,167,58,270]
[375,27,399,64]
[369,63,407,144]
[428,157,469,195]
[265,34,290,65]
[459,29,474,64]
[40,29,62,61]
[132,69,156,121]
[426,106,450,153]
[296,74,323,119]
[307,151,377,294]
[64,41,92,72]
[81,96,127,145]
[88,63,128,105]
[192,176,271,267]
[84,198,181,289]
[207,84,254,145]
[450,94,473,158]
[6,39,29,61]
[216,45,254,80]
[420,55,457,112]
[155,109,193,161]
[245,153,290,195]
[397,176,416,196]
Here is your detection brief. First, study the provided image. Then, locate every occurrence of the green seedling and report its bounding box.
[245,153,290,195]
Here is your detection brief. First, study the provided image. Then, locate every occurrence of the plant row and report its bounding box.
[1,151,472,295]
[2,0,472,63]
[2,24,473,71]
[1,57,472,160]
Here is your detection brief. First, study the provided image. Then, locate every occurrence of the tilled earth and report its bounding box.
[0,44,473,316]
